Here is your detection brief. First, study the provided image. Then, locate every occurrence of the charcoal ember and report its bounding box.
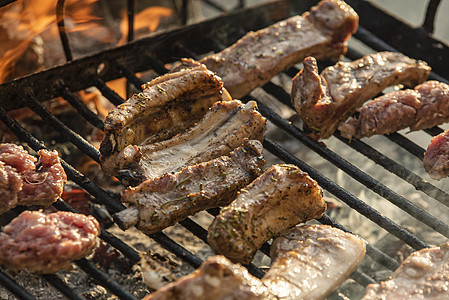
[0,210,100,273]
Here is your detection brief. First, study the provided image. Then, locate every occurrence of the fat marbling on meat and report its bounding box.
[263,224,366,300]
[339,81,449,139]
[207,164,326,264]
[292,52,431,139]
[143,255,272,300]
[100,62,231,176]
[114,139,265,234]
[423,128,449,180]
[362,242,449,299]
[0,210,99,273]
[103,100,266,186]
[0,143,67,214]
[200,0,358,99]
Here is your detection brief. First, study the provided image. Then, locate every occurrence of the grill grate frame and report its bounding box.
[1,0,449,299]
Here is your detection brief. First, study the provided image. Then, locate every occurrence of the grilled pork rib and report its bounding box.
[143,255,272,300]
[103,100,266,186]
[207,164,326,264]
[263,225,366,300]
[200,0,358,99]
[292,52,431,139]
[339,81,449,139]
[100,62,231,167]
[0,210,99,273]
[424,129,449,180]
[0,143,67,214]
[114,139,265,234]
[362,242,449,299]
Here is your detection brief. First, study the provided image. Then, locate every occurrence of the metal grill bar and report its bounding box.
[0,270,35,300]
[56,0,73,62]
[94,77,124,106]
[41,274,84,300]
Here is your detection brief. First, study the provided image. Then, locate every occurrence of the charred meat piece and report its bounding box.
[339,81,449,139]
[362,242,449,299]
[207,164,326,264]
[114,139,266,234]
[423,129,449,180]
[0,210,100,273]
[103,100,266,186]
[143,255,272,300]
[0,143,67,214]
[200,0,358,99]
[100,62,231,165]
[292,52,431,139]
[263,225,366,300]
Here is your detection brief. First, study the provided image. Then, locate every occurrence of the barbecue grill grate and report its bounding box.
[1,0,449,299]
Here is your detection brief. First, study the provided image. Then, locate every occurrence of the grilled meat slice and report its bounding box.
[103,100,266,186]
[423,129,449,180]
[100,62,231,163]
[362,242,449,299]
[292,52,431,139]
[207,164,326,264]
[263,225,366,300]
[143,255,272,300]
[200,0,358,99]
[0,143,67,214]
[114,139,265,234]
[0,210,99,273]
[339,81,449,139]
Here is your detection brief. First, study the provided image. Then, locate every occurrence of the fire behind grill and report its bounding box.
[1,0,449,299]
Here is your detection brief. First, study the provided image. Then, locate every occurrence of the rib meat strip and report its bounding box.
[200,0,358,99]
[263,225,366,300]
[143,255,273,300]
[362,242,449,299]
[423,129,449,180]
[207,164,326,264]
[100,62,231,166]
[292,52,431,139]
[339,81,449,139]
[103,100,266,186]
[0,143,67,214]
[0,210,99,273]
[114,139,265,234]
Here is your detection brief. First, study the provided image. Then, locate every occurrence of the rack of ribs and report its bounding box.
[292,52,431,139]
[114,139,265,234]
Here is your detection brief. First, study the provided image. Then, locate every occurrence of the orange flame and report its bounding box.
[118,6,172,45]
[0,0,102,83]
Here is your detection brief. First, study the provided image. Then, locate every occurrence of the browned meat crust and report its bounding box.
[423,129,449,180]
[207,164,326,264]
[292,52,431,139]
[102,100,266,186]
[100,62,231,165]
[0,144,67,214]
[143,256,272,300]
[0,210,99,273]
[200,0,358,99]
[339,81,449,139]
[263,225,366,299]
[362,242,449,299]
[114,139,266,234]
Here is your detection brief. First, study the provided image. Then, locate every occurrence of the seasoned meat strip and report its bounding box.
[292,52,431,139]
[143,256,273,300]
[207,164,326,264]
[263,225,366,300]
[0,210,99,273]
[362,242,449,299]
[0,144,67,214]
[103,100,266,186]
[339,81,449,139]
[423,129,449,180]
[200,0,358,99]
[100,62,231,163]
[114,139,265,234]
